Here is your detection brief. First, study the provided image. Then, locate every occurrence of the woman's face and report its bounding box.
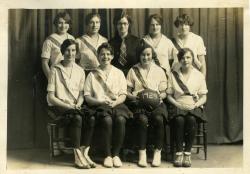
[98,48,113,66]
[63,44,76,62]
[149,18,161,36]
[177,24,190,36]
[140,48,153,67]
[87,16,101,34]
[180,51,193,68]
[56,17,70,34]
[117,17,129,36]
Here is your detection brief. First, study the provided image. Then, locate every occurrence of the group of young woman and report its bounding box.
[41,11,208,169]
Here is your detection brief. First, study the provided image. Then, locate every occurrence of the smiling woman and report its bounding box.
[41,11,75,79]
[76,12,108,74]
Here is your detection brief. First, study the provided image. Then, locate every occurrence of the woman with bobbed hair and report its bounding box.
[76,12,108,74]
[41,11,75,79]
[109,10,141,75]
[167,48,208,167]
[143,13,178,77]
[172,14,207,77]
[47,39,96,169]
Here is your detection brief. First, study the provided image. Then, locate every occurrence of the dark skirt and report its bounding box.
[167,102,207,122]
[47,106,86,127]
[127,101,168,121]
[85,103,133,120]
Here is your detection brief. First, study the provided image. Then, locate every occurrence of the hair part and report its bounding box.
[85,12,101,25]
[60,39,79,55]
[97,42,114,56]
[174,14,194,28]
[53,11,72,26]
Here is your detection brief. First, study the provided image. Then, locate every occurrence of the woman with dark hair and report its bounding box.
[167,48,207,167]
[76,12,108,74]
[172,14,207,77]
[143,13,178,77]
[47,39,96,169]
[41,11,75,79]
[84,42,132,168]
[127,41,168,167]
[109,10,141,75]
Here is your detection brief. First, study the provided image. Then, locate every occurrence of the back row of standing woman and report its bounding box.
[41,11,208,169]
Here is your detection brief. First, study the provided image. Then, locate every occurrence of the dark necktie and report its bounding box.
[118,38,127,66]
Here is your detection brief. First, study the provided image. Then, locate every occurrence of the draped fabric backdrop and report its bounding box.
[8,8,243,149]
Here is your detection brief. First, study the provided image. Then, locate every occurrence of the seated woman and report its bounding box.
[47,39,96,169]
[84,42,132,168]
[76,12,108,74]
[167,48,208,167]
[126,41,168,167]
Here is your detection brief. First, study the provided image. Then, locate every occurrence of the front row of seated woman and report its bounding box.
[47,39,207,169]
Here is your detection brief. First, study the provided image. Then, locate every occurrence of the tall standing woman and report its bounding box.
[172,14,207,77]
[41,11,75,79]
[143,14,178,77]
[76,12,108,74]
[109,11,141,75]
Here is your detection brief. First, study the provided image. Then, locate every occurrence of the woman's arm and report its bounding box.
[198,55,207,77]
[109,94,126,108]
[41,58,50,79]
[85,95,108,106]
[127,86,138,101]
[195,94,207,108]
[48,91,74,110]
[75,92,84,109]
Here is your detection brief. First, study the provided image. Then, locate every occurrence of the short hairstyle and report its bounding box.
[136,40,157,63]
[97,42,114,56]
[85,12,101,25]
[53,11,72,26]
[147,13,163,26]
[174,14,194,28]
[60,39,79,55]
[177,48,194,62]
[113,10,132,26]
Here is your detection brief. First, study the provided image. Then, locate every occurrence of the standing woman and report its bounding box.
[109,11,141,75]
[76,12,108,74]
[172,14,207,77]
[47,39,96,169]
[143,14,178,77]
[167,48,208,167]
[41,11,75,79]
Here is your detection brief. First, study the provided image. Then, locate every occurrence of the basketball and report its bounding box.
[137,89,161,111]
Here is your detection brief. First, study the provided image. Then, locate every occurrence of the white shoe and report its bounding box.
[73,148,90,169]
[113,156,123,167]
[104,156,113,168]
[80,146,96,168]
[152,149,161,167]
[138,149,147,167]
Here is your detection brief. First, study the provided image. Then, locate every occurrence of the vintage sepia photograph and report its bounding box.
[6,7,243,170]
[1,0,248,173]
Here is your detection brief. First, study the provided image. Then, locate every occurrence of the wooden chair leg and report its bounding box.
[203,123,207,160]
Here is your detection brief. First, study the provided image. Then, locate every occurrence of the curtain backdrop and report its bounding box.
[8,8,243,149]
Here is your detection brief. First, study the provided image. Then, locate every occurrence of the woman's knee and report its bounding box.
[88,116,95,127]
[152,115,164,125]
[174,116,185,126]
[102,116,112,127]
[72,114,82,127]
[114,116,126,125]
[136,114,148,127]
